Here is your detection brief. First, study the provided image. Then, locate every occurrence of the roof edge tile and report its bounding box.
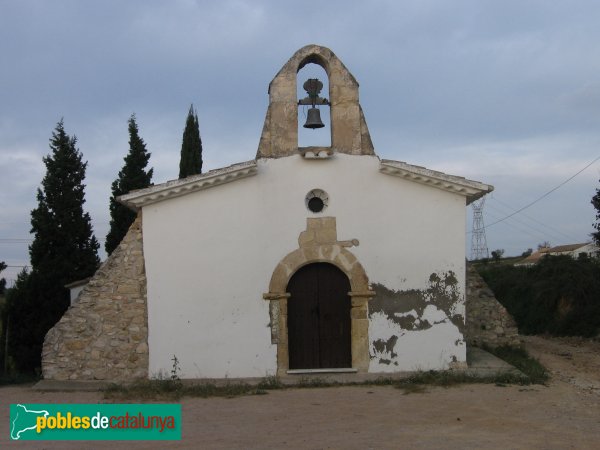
[118,160,257,210]
[379,159,493,204]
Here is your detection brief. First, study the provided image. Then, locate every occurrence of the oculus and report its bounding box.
[305,189,329,213]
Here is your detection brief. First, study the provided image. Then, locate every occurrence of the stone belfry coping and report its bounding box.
[256,44,375,159]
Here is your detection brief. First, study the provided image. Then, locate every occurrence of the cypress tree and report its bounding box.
[178,104,203,179]
[593,178,600,246]
[7,120,100,373]
[0,261,6,296]
[105,114,153,255]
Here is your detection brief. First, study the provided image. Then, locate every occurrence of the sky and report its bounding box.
[1,0,600,286]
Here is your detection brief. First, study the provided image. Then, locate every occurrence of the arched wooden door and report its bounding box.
[287,263,351,369]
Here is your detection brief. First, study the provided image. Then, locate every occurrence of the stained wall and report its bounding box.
[142,154,468,378]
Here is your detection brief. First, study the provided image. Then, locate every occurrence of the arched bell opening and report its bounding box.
[297,63,331,148]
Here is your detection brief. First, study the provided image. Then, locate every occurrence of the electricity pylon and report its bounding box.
[470,197,489,260]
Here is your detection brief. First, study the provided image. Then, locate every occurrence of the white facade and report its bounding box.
[136,154,480,378]
[574,243,599,258]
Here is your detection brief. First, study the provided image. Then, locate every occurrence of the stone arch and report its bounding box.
[268,245,369,294]
[297,52,331,76]
[297,62,331,148]
[256,44,375,159]
[264,218,374,375]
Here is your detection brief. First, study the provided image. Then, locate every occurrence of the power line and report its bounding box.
[484,209,551,242]
[486,201,577,244]
[485,154,600,229]
[489,195,579,242]
[0,238,106,243]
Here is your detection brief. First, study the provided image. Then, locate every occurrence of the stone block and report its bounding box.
[65,340,86,351]
[117,284,139,295]
[351,307,367,319]
[136,342,148,354]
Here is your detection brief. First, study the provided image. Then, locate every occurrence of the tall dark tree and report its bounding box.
[592,178,600,246]
[0,261,6,296]
[0,261,7,372]
[3,269,32,372]
[178,104,203,179]
[105,114,153,254]
[6,120,100,373]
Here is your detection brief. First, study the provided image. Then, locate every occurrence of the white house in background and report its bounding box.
[43,45,493,381]
[546,242,599,258]
[516,242,599,266]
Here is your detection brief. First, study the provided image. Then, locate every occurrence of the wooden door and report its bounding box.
[287,263,351,369]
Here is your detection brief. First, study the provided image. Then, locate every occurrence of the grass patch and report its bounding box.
[483,344,549,384]
[392,369,530,394]
[104,365,539,400]
[256,375,285,390]
[104,346,548,399]
[104,379,273,400]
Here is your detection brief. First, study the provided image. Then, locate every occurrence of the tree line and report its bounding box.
[1,106,203,375]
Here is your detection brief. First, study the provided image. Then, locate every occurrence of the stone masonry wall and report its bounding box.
[465,263,521,348]
[42,214,148,381]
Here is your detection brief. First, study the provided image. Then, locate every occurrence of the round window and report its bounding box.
[308,197,324,213]
[305,189,329,213]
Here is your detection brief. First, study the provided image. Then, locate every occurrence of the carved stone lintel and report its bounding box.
[348,291,376,298]
[339,239,359,248]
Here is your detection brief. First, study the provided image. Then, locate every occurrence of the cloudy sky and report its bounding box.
[1,0,600,285]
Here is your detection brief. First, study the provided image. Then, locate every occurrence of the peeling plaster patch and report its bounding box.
[368,272,466,371]
[370,271,464,333]
[394,309,417,319]
[372,335,398,364]
[422,305,448,325]
[369,310,465,372]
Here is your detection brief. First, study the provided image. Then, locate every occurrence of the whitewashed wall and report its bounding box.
[68,284,87,306]
[142,154,467,378]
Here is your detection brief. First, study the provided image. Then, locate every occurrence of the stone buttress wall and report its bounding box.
[42,215,148,381]
[465,263,520,347]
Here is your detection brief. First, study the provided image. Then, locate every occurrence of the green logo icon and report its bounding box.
[10,404,181,441]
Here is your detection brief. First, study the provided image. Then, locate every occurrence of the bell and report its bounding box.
[303,107,325,129]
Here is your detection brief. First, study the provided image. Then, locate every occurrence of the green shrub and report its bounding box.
[478,255,600,337]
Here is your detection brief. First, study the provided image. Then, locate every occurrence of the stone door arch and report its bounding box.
[263,217,374,375]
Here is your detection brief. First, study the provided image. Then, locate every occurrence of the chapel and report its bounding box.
[42,45,493,381]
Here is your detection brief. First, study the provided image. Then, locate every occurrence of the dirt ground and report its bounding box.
[2,335,600,449]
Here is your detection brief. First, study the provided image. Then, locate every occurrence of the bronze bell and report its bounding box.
[303,107,325,129]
